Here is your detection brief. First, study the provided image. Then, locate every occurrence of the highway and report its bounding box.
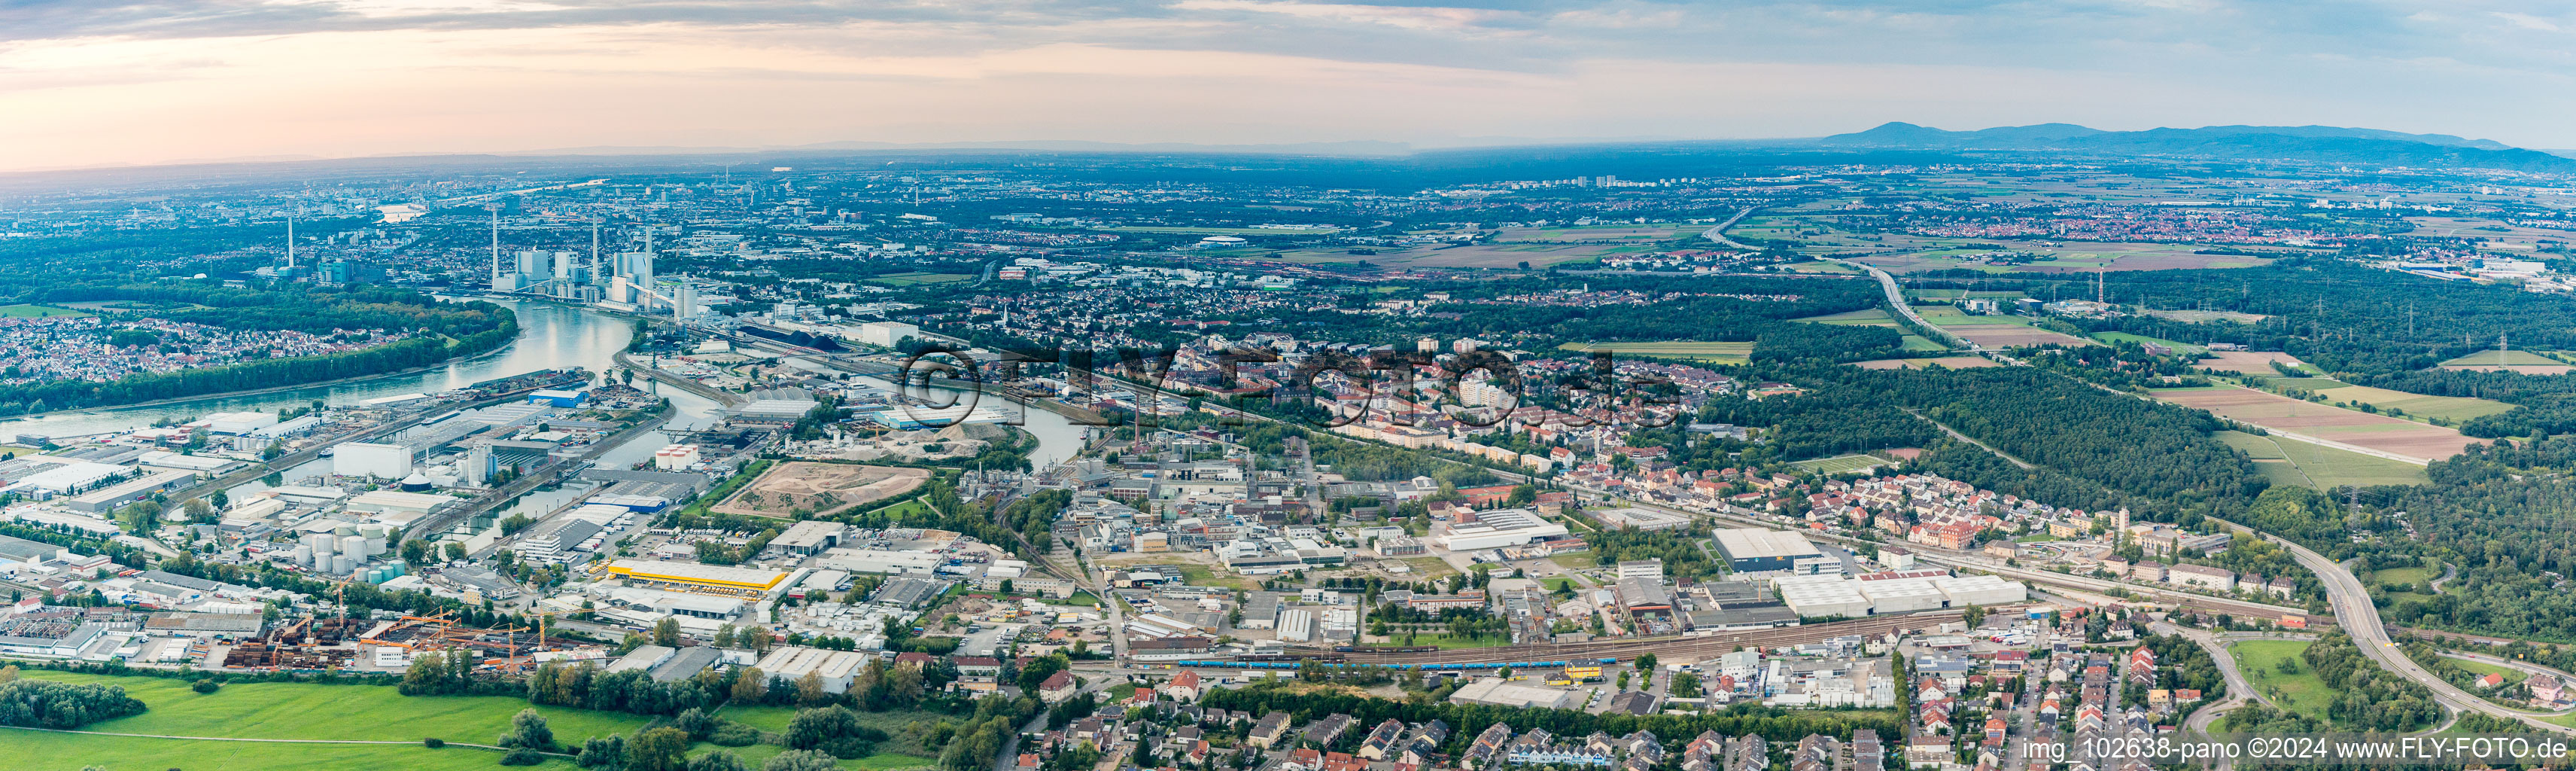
[2225,517,2576,734]
[1820,257,1967,349]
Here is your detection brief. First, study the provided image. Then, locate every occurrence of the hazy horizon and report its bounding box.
[5,0,2571,172]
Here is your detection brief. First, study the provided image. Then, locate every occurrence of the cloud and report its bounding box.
[0,0,2570,169]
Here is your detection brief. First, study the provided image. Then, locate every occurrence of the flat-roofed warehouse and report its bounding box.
[1713,527,1825,572]
[600,559,788,596]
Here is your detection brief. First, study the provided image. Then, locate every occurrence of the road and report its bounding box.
[1700,208,1759,249]
[2225,518,2576,734]
[1820,257,1967,349]
[2153,620,2271,738]
[1900,407,2032,468]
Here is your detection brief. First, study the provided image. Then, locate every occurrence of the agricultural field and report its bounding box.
[0,303,93,318]
[2090,331,2206,354]
[2436,349,2573,375]
[1779,261,1860,274]
[1104,225,1344,236]
[1491,222,1694,242]
[1925,312,2096,348]
[1364,243,1629,268]
[1899,335,1949,352]
[2301,382,2515,423]
[1555,340,1752,363]
[865,273,973,286]
[2239,431,2430,489]
[1789,453,1888,474]
[1851,241,2286,274]
[2234,640,2340,718]
[2156,385,2476,462]
[2199,350,2316,375]
[1853,356,2001,370]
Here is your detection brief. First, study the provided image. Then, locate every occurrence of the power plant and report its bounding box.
[487,214,702,319]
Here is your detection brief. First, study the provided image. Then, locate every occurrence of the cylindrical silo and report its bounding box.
[293,544,313,567]
[340,535,366,562]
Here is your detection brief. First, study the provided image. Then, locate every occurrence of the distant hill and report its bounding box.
[1814,122,2571,172]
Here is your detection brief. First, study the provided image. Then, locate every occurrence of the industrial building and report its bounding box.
[1769,571,2028,617]
[1774,574,1872,619]
[1714,527,1826,572]
[599,559,789,596]
[335,442,415,479]
[65,470,193,513]
[756,646,871,693]
[857,321,920,348]
[772,520,845,556]
[1432,507,1571,551]
[816,547,942,575]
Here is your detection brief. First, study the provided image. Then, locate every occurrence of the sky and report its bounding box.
[1,0,2571,171]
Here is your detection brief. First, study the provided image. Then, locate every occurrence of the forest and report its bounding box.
[1747,362,2266,522]
[2357,436,2576,640]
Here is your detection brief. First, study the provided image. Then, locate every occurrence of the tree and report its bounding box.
[191,678,220,693]
[578,736,625,768]
[677,707,718,741]
[625,727,691,771]
[653,617,681,648]
[785,705,862,751]
[731,666,768,703]
[764,750,841,771]
[1017,652,1070,692]
[500,708,554,751]
[688,751,750,771]
[444,541,467,562]
[1963,604,1988,627]
[795,671,830,707]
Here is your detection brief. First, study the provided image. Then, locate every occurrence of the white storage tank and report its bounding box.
[341,535,367,561]
[306,532,335,559]
[333,555,353,574]
[293,544,313,567]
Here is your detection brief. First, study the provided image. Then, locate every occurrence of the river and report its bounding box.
[2,299,1087,478]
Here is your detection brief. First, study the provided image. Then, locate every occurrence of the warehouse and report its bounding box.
[773,520,845,556]
[1856,578,1947,614]
[600,559,788,596]
[65,470,193,513]
[1933,574,2028,607]
[1278,608,1315,642]
[1774,574,1871,619]
[757,646,871,693]
[1432,507,1570,551]
[817,547,942,575]
[1713,527,1825,573]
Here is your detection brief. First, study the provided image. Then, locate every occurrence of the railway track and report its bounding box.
[1337,608,1986,666]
